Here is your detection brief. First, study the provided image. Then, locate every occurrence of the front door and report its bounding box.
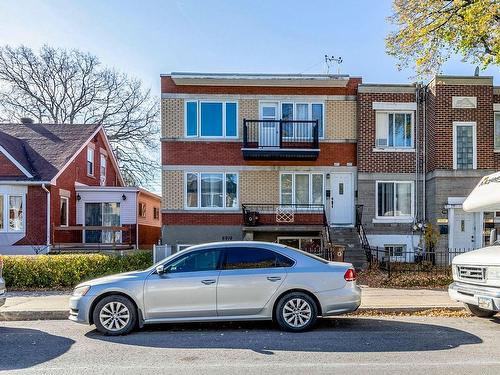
[84,202,121,243]
[143,248,223,319]
[259,102,279,147]
[452,209,476,249]
[330,173,353,225]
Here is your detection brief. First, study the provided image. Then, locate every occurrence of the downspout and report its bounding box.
[415,84,420,222]
[41,184,51,252]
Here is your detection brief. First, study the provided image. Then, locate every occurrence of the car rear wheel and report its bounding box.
[93,295,137,335]
[275,292,317,332]
[464,303,497,318]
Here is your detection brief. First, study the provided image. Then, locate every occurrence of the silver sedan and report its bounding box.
[69,241,361,335]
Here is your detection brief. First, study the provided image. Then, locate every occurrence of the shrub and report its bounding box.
[357,268,453,289]
[2,251,153,289]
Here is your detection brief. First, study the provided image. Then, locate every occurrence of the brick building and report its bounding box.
[0,122,161,254]
[160,72,500,266]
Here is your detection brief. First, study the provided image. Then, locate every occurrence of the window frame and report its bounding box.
[279,101,324,139]
[184,171,239,210]
[60,196,69,227]
[375,111,415,150]
[100,153,107,186]
[153,207,160,220]
[87,147,95,176]
[184,100,239,139]
[138,202,147,218]
[165,248,224,273]
[7,194,25,232]
[452,121,477,170]
[494,113,500,151]
[384,244,407,260]
[375,181,414,221]
[279,172,324,206]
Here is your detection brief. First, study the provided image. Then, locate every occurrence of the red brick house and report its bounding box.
[0,121,161,254]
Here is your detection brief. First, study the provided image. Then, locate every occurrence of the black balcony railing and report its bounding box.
[242,119,320,160]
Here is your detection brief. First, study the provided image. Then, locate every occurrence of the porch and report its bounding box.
[52,225,134,251]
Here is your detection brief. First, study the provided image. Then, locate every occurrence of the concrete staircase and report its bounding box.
[329,227,367,270]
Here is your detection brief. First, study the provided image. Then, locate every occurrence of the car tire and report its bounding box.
[464,303,497,318]
[275,292,318,332]
[93,295,137,335]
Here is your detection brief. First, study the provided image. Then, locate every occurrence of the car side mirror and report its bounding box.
[156,265,167,275]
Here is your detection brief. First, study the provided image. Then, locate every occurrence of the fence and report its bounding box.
[364,247,475,277]
[152,244,173,263]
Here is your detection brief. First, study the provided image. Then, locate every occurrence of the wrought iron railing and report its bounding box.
[242,119,319,149]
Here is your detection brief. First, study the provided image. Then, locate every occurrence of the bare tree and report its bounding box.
[0,45,159,185]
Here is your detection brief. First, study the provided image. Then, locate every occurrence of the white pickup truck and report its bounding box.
[448,171,500,318]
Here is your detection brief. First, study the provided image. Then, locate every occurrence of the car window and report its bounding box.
[166,249,222,273]
[224,247,294,270]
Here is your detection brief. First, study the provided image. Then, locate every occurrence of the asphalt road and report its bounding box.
[1,316,499,375]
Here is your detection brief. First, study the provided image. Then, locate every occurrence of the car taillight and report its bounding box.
[344,268,356,282]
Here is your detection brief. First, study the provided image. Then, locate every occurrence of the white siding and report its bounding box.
[76,190,137,225]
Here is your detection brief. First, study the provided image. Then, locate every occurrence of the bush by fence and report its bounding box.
[2,251,153,289]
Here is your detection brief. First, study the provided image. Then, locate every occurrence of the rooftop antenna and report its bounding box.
[325,55,343,74]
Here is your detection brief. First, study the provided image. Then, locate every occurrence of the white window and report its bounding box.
[494,113,500,151]
[385,244,406,258]
[8,195,24,231]
[376,181,413,219]
[375,112,414,149]
[185,101,238,138]
[185,172,238,209]
[280,173,324,206]
[100,154,107,186]
[60,196,69,227]
[87,147,94,176]
[453,122,476,170]
[280,102,324,138]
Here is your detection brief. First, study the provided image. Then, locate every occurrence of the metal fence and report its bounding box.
[364,247,475,276]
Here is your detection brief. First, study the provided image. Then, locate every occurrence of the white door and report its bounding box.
[452,209,476,249]
[259,102,279,147]
[330,173,353,225]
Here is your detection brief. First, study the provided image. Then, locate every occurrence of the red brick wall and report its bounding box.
[162,141,356,167]
[163,212,243,225]
[427,84,495,171]
[15,186,47,245]
[161,76,361,96]
[50,129,122,242]
[357,92,423,173]
[0,153,25,177]
[138,224,161,249]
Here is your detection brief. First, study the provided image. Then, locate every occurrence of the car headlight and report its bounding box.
[487,266,500,281]
[73,285,91,297]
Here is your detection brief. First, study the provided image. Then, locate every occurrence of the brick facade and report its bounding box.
[0,153,25,177]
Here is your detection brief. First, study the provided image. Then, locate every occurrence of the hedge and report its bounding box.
[2,251,153,289]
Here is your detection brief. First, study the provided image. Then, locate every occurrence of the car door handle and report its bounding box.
[201,279,216,285]
[267,276,282,282]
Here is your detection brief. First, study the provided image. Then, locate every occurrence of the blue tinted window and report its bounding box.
[201,103,223,136]
[312,104,323,137]
[186,101,198,136]
[225,102,237,137]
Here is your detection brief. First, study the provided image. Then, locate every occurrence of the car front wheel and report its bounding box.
[275,292,318,332]
[464,303,497,318]
[93,295,137,335]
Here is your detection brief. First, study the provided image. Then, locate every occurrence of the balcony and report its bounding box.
[242,119,320,160]
[242,203,326,229]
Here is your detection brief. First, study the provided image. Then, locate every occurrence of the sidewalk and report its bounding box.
[0,287,463,321]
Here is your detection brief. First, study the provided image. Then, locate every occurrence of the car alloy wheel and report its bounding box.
[99,301,130,332]
[93,295,137,335]
[275,292,317,332]
[282,298,312,328]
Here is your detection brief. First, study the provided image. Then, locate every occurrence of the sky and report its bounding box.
[0,0,498,192]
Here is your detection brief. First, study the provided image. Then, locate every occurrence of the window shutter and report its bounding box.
[375,112,388,147]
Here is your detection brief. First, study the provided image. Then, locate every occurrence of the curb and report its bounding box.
[0,310,68,321]
[0,306,465,321]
